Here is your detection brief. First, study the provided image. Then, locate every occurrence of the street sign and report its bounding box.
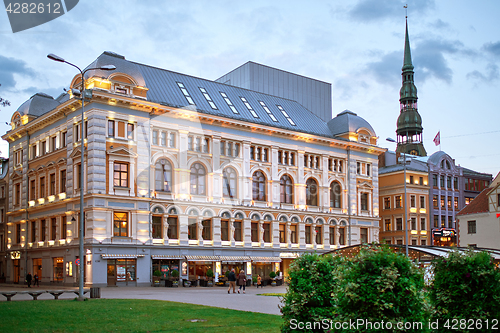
[75,258,80,266]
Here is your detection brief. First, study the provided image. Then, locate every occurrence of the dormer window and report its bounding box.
[116,87,128,95]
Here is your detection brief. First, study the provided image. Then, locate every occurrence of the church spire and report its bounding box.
[396,17,427,157]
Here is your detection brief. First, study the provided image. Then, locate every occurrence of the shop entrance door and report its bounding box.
[13,259,20,283]
[107,263,116,286]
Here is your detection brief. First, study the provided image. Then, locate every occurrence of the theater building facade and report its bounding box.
[3,52,384,286]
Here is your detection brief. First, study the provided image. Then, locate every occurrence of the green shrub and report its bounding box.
[429,249,500,332]
[153,270,162,277]
[280,253,346,333]
[206,269,214,278]
[269,271,277,279]
[334,246,427,332]
[171,270,179,278]
[252,276,258,284]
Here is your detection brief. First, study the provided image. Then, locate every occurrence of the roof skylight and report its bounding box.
[176,82,195,105]
[277,105,296,126]
[220,92,238,114]
[199,87,217,109]
[240,97,259,118]
[259,101,278,122]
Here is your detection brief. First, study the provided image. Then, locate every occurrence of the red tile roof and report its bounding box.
[457,187,490,216]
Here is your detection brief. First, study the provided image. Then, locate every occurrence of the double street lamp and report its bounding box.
[48,54,115,300]
[386,137,409,256]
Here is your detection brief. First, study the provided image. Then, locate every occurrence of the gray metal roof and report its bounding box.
[16,93,60,117]
[327,110,376,136]
[134,61,335,138]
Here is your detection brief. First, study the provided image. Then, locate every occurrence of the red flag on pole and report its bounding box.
[433,131,440,146]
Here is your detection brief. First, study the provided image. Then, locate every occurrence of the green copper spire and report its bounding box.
[403,19,414,71]
[396,18,426,157]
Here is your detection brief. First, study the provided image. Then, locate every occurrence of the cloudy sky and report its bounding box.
[1,0,499,175]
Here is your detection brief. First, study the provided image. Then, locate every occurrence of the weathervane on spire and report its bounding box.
[404,4,408,18]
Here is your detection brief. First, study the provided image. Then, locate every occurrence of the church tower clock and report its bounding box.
[396,19,427,157]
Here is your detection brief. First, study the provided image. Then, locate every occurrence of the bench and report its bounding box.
[0,291,20,301]
[48,290,66,299]
[27,291,46,300]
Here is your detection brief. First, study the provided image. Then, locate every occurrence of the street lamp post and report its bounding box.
[48,54,115,300]
[386,138,409,256]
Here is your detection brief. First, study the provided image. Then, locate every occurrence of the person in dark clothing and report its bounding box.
[237,270,246,294]
[227,269,236,294]
[34,274,39,287]
[26,273,32,288]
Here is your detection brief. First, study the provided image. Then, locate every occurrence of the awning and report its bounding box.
[101,254,145,259]
[185,255,220,262]
[219,256,251,262]
[151,255,184,260]
[250,257,282,263]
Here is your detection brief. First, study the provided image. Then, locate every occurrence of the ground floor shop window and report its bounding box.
[53,257,63,281]
[107,259,136,285]
[33,258,42,282]
[152,259,179,279]
[251,263,273,282]
[188,262,213,279]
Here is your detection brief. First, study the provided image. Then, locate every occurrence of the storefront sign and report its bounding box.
[432,228,456,238]
[10,251,21,260]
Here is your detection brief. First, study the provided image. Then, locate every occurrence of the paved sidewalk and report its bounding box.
[0,284,286,315]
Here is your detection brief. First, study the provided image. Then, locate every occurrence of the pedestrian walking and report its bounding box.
[26,272,32,288]
[257,274,263,288]
[227,269,236,294]
[237,270,246,294]
[34,274,39,287]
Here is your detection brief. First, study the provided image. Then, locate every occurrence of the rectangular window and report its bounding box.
[199,87,217,109]
[41,141,46,155]
[290,225,297,244]
[40,177,45,198]
[396,218,403,231]
[240,97,259,118]
[448,216,453,228]
[84,120,88,138]
[60,170,66,193]
[421,218,426,230]
[16,224,21,244]
[220,92,238,114]
[441,196,445,208]
[339,228,345,245]
[467,220,476,234]
[15,183,20,205]
[258,101,278,122]
[276,105,296,125]
[61,131,67,147]
[305,225,311,244]
[329,227,335,245]
[75,164,81,190]
[419,177,423,185]
[113,212,128,237]
[315,226,322,245]
[440,176,445,188]
[221,220,229,242]
[113,162,128,187]
[410,195,416,208]
[51,136,57,152]
[30,179,36,200]
[152,130,158,145]
[279,224,286,243]
[31,145,37,159]
[385,219,391,231]
[433,195,438,208]
[361,193,369,211]
[447,176,452,189]
[454,197,458,209]
[412,239,417,245]
[433,174,437,187]
[420,196,425,208]
[127,123,134,140]
[51,217,57,241]
[411,217,416,230]
[234,221,242,242]
[161,132,166,146]
[188,218,197,240]
[31,221,36,242]
[50,173,56,196]
[447,197,452,209]
[176,82,195,105]
[441,215,446,228]
[421,239,426,246]
[202,219,212,240]
[360,228,368,244]
[410,175,414,184]
[169,132,176,148]
[41,219,46,241]
[251,222,258,242]
[384,197,390,210]
[395,195,402,209]
[166,216,178,239]
[434,215,439,228]
[152,216,162,239]
[453,177,458,190]
[108,120,115,137]
[263,223,270,243]
[61,216,67,239]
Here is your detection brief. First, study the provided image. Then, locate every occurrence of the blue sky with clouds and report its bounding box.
[0,0,499,175]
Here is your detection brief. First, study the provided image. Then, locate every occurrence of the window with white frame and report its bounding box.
[155,159,172,192]
[107,119,134,140]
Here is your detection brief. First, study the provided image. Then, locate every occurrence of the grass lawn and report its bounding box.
[0,298,282,332]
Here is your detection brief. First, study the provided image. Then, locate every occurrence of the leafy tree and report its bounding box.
[334,246,428,333]
[429,249,500,332]
[0,84,10,110]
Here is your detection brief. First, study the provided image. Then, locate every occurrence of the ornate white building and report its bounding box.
[3,52,383,286]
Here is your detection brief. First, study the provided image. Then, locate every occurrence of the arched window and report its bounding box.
[190,163,206,195]
[223,167,237,198]
[280,174,293,204]
[306,178,318,206]
[330,181,341,208]
[252,171,266,201]
[155,159,172,192]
